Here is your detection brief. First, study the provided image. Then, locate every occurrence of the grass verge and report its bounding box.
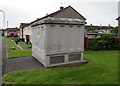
[3,51,118,84]
[6,37,32,58]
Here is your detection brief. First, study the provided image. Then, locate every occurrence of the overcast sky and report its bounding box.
[0,0,119,29]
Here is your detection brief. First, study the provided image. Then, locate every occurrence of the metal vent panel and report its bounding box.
[50,55,64,64]
[68,53,81,61]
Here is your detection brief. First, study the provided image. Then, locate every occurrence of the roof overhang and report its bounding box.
[116,16,120,20]
[31,18,86,27]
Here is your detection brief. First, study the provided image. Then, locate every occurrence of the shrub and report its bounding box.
[88,34,118,50]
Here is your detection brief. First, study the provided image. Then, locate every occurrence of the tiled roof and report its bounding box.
[19,23,30,28]
[30,6,86,25]
[85,25,112,30]
[116,16,120,20]
[4,27,19,31]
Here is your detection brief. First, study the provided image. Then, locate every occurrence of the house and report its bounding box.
[22,5,86,43]
[85,24,112,33]
[7,32,18,37]
[116,16,120,45]
[116,17,120,37]
[23,25,32,42]
[4,27,19,36]
[19,23,29,41]
[31,6,86,67]
[19,23,32,43]
[87,33,100,39]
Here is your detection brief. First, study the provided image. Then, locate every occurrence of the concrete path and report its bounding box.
[0,37,7,76]
[1,37,7,59]
[4,56,44,74]
[1,37,44,75]
[15,41,31,50]
[0,37,7,85]
[18,43,31,50]
[0,37,3,85]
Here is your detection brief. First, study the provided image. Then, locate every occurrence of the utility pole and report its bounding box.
[7,21,8,28]
[0,10,5,29]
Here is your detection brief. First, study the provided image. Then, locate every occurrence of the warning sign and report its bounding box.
[38,32,40,36]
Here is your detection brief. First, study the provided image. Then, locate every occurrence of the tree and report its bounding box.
[111,27,118,37]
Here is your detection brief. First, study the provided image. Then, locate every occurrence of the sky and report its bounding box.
[0,0,119,29]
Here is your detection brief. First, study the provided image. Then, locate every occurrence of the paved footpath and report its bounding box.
[1,37,44,76]
[0,37,2,86]
[0,37,7,76]
[18,43,31,50]
[0,37,44,85]
[4,56,44,74]
[0,37,7,85]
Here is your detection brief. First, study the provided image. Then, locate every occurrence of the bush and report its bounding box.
[88,41,98,50]
[88,34,118,50]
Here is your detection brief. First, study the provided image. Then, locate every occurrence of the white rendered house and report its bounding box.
[23,26,32,42]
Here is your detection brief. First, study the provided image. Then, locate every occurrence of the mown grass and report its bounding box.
[3,51,118,84]
[5,37,32,58]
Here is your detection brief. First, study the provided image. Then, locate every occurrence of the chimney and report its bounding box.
[90,24,92,26]
[60,6,64,10]
[46,13,49,16]
[90,24,92,29]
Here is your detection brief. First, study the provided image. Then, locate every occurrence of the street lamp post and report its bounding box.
[0,10,5,29]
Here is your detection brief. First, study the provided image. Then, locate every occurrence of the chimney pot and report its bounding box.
[60,6,64,10]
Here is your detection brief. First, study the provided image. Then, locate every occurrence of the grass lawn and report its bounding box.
[6,37,32,58]
[3,51,118,84]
